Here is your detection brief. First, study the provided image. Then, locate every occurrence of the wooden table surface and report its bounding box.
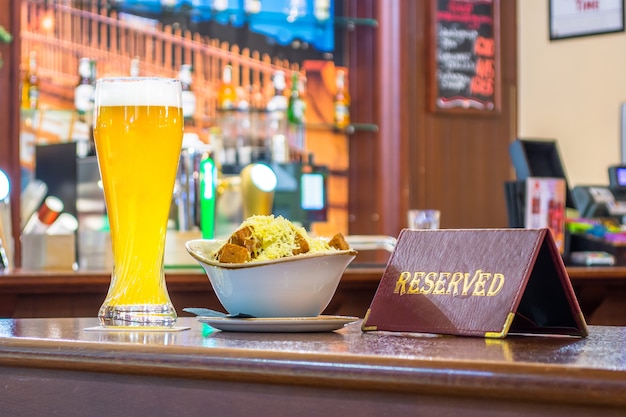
[0,317,625,416]
[567,265,626,280]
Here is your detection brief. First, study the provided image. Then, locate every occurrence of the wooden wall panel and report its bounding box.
[345,0,393,236]
[0,0,22,265]
[347,0,516,237]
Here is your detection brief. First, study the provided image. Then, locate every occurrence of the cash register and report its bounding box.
[572,165,626,222]
[568,166,626,266]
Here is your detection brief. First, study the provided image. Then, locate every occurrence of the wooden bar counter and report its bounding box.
[2,266,626,324]
[0,317,625,416]
[0,267,387,319]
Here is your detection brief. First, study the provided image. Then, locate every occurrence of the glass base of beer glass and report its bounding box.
[98,304,177,327]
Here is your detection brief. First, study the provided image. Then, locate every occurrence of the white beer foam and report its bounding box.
[96,77,182,107]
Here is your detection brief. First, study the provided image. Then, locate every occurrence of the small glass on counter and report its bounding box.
[407,209,440,230]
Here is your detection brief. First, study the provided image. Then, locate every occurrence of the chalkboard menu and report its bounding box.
[430,0,500,112]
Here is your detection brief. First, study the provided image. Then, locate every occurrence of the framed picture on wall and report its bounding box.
[428,0,501,113]
[550,0,625,40]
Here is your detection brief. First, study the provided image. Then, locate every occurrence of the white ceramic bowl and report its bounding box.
[185,239,358,318]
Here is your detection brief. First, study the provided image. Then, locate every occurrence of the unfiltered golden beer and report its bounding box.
[93,78,183,327]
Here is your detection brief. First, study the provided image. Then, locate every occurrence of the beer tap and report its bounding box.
[0,169,12,270]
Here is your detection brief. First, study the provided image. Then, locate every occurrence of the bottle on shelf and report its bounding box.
[74,57,95,123]
[287,71,307,158]
[333,68,351,129]
[86,59,98,157]
[250,83,265,111]
[216,64,239,168]
[218,64,237,110]
[21,51,40,110]
[287,71,306,126]
[247,83,266,162]
[130,57,141,77]
[178,64,196,121]
[266,70,289,163]
[90,58,97,84]
[74,57,97,157]
[235,82,255,163]
[270,70,287,103]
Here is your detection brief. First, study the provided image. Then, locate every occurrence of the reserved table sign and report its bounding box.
[362,229,588,338]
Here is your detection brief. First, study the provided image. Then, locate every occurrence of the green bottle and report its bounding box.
[287,71,305,125]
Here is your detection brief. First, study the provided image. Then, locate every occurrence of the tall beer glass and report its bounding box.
[93,77,183,327]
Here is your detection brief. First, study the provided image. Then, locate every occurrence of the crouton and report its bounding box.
[328,233,350,250]
[292,232,310,255]
[228,225,262,258]
[216,243,251,263]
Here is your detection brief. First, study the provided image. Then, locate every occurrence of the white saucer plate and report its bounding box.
[197,315,360,333]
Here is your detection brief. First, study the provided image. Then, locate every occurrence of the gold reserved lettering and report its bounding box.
[408,272,423,294]
[440,272,452,294]
[448,272,464,296]
[394,269,506,297]
[473,272,490,296]
[422,272,436,294]
[462,270,481,295]
[487,273,505,296]
[394,271,411,295]
[433,272,448,295]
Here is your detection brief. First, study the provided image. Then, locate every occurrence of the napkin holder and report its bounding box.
[21,233,76,271]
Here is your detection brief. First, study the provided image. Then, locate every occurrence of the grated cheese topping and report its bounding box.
[218,215,338,262]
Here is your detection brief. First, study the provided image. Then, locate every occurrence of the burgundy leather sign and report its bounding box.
[362,228,588,338]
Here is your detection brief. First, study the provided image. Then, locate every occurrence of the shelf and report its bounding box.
[216,109,378,135]
[301,122,379,135]
[335,16,379,29]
